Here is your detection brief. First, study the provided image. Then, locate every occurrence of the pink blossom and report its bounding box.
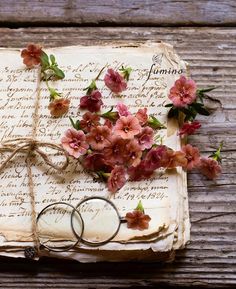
[179,121,201,137]
[107,166,126,193]
[124,140,142,167]
[165,150,188,169]
[168,76,197,107]
[198,157,222,179]
[128,160,154,181]
[80,112,100,132]
[125,210,151,230]
[80,90,103,112]
[116,102,131,117]
[104,119,113,129]
[103,136,126,165]
[137,127,154,150]
[104,68,127,94]
[82,152,113,172]
[86,125,111,150]
[114,115,141,139]
[145,145,167,170]
[182,144,200,170]
[61,128,88,158]
[135,108,148,126]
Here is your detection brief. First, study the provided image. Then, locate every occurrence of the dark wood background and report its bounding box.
[0,1,235,288]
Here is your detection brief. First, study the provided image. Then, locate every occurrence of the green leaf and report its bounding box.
[50,54,56,65]
[40,51,50,70]
[167,107,179,118]
[52,66,65,80]
[135,200,144,213]
[164,103,173,108]
[148,115,166,129]
[191,102,210,116]
[69,117,80,130]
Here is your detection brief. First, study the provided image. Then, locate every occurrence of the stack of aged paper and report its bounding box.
[0,42,190,262]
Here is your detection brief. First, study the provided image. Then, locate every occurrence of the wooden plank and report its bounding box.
[0,27,235,288]
[0,0,236,26]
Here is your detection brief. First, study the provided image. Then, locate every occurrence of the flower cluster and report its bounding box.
[167,75,223,179]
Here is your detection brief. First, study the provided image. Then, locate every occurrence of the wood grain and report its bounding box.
[0,0,236,26]
[0,27,235,288]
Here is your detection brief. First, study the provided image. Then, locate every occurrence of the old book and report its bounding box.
[0,42,190,262]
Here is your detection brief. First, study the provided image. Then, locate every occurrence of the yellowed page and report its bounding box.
[0,43,189,257]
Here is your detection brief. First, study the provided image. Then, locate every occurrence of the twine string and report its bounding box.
[0,68,69,256]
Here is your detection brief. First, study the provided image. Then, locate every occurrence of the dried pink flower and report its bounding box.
[135,108,148,126]
[61,128,88,158]
[145,145,167,170]
[48,98,70,117]
[114,115,141,139]
[198,157,222,179]
[104,119,113,129]
[182,144,200,170]
[168,76,197,107]
[128,160,154,181]
[80,112,100,132]
[82,152,113,172]
[103,136,127,165]
[21,44,42,68]
[80,90,103,112]
[86,125,111,150]
[107,166,126,193]
[137,127,154,150]
[125,210,151,230]
[116,102,131,117]
[124,140,142,167]
[166,150,188,169]
[179,121,201,137]
[104,68,127,94]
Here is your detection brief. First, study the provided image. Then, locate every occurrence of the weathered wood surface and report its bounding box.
[0,0,236,26]
[0,27,235,288]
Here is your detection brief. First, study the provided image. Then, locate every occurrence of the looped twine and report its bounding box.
[0,137,69,172]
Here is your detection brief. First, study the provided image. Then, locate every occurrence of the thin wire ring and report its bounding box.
[36,201,84,252]
[71,196,123,247]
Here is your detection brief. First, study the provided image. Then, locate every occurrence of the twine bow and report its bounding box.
[0,137,69,172]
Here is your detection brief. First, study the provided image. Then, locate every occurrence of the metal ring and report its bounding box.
[37,202,84,252]
[71,196,122,247]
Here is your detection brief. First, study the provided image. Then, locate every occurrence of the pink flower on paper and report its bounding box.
[82,152,113,172]
[104,119,113,129]
[168,76,197,107]
[135,108,148,126]
[48,98,70,117]
[86,125,111,150]
[182,144,200,170]
[179,121,201,137]
[80,90,103,112]
[137,127,154,150]
[116,102,131,117]
[80,112,100,132]
[145,145,167,170]
[166,150,188,169]
[124,140,142,167]
[104,68,127,94]
[128,160,154,181]
[103,136,127,165]
[125,210,151,230]
[114,115,141,139]
[107,166,126,193]
[21,44,42,68]
[198,157,222,179]
[61,128,88,158]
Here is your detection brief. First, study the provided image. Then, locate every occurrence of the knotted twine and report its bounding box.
[0,68,69,257]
